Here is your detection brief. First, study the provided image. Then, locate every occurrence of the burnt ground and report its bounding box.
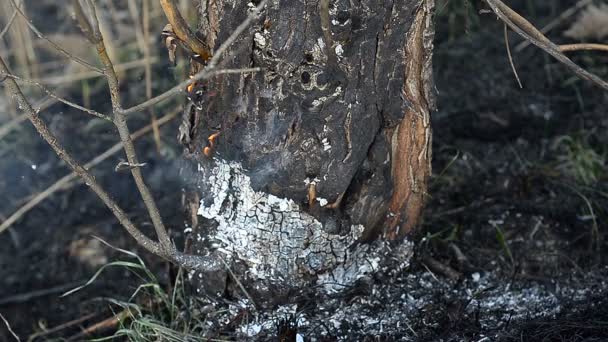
[1,1,608,341]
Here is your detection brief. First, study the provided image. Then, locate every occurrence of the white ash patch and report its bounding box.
[254,32,266,48]
[311,37,327,63]
[197,158,385,288]
[334,44,344,58]
[212,267,608,340]
[321,137,331,151]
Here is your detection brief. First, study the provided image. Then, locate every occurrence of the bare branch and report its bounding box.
[70,0,96,43]
[503,24,523,89]
[0,8,18,40]
[1,73,111,120]
[159,0,212,61]
[484,0,608,92]
[0,313,19,342]
[7,0,103,74]
[122,0,267,115]
[122,67,261,115]
[514,0,594,52]
[34,57,159,85]
[559,43,608,53]
[85,1,173,251]
[0,109,179,235]
[0,54,165,257]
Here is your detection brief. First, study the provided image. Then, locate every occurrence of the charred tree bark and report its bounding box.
[181,0,435,301]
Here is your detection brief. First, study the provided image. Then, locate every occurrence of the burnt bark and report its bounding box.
[181,0,435,301]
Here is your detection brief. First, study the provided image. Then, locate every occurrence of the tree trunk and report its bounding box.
[181,0,435,302]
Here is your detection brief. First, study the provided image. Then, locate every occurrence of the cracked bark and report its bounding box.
[183,0,435,301]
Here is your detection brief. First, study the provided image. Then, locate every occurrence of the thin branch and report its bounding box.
[0,91,78,141]
[159,0,212,61]
[0,8,18,40]
[27,313,98,341]
[0,313,19,342]
[7,0,103,74]
[514,0,594,52]
[0,281,84,306]
[559,43,608,53]
[34,57,159,85]
[142,0,162,151]
[503,24,523,89]
[84,0,173,252]
[0,109,179,235]
[484,0,608,92]
[1,73,111,120]
[0,54,165,257]
[121,67,261,115]
[122,0,267,115]
[70,0,96,43]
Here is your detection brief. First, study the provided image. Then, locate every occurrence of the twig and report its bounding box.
[0,92,73,141]
[514,0,594,52]
[70,0,96,43]
[74,0,174,252]
[0,281,84,306]
[219,257,258,312]
[7,0,102,73]
[0,8,18,40]
[122,67,261,115]
[66,309,130,341]
[484,0,608,92]
[0,54,165,257]
[122,0,267,115]
[142,0,162,151]
[27,312,97,341]
[0,109,179,234]
[559,43,608,53]
[1,2,223,273]
[34,57,159,85]
[1,73,111,120]
[0,313,19,341]
[503,24,523,88]
[160,0,211,61]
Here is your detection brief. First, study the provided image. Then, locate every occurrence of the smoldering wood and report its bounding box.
[181,0,435,301]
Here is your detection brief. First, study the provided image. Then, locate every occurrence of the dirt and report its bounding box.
[1,1,607,341]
